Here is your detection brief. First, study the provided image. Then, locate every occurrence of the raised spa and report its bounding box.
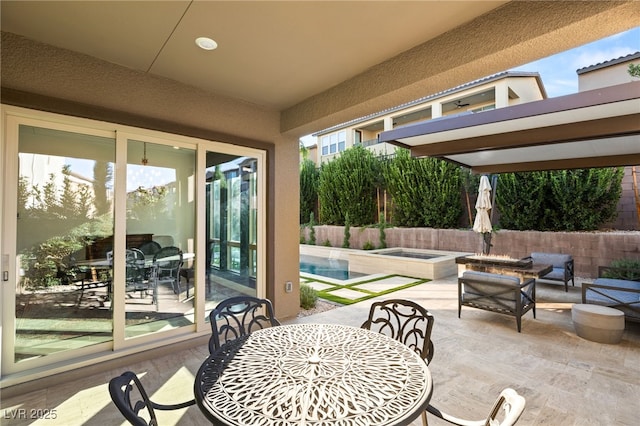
[300,246,469,280]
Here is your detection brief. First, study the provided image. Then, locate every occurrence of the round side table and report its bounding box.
[571,304,624,344]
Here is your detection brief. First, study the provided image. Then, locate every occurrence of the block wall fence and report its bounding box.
[302,226,639,279]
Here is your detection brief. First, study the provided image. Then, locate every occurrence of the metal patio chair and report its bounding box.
[361,299,435,364]
[108,370,195,426]
[361,299,435,426]
[208,296,280,353]
[426,388,526,426]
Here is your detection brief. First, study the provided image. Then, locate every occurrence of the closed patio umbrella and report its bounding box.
[473,175,493,254]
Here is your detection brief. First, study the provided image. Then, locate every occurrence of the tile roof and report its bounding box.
[576,51,640,74]
[313,71,542,136]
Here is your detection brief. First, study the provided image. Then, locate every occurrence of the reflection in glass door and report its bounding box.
[124,139,195,339]
[14,125,115,362]
[205,153,260,314]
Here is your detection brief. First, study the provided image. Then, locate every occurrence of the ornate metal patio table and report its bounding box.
[194,323,433,426]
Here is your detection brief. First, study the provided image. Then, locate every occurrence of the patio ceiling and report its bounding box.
[379,81,640,173]
[0,0,508,111]
[3,2,639,139]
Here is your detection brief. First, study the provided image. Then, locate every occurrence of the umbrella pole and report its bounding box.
[483,232,492,255]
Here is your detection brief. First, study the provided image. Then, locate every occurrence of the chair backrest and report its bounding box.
[460,271,523,301]
[208,296,280,353]
[361,299,435,363]
[126,248,146,284]
[153,246,182,270]
[108,371,157,426]
[152,235,174,248]
[486,388,526,426]
[138,240,162,256]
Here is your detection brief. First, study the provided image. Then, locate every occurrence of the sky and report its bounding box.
[300,26,640,146]
[510,26,640,98]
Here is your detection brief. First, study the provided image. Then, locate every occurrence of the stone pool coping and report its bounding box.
[300,245,471,280]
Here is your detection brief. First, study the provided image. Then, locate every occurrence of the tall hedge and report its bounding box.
[318,145,379,226]
[495,172,546,230]
[300,158,319,223]
[496,168,623,231]
[383,148,463,228]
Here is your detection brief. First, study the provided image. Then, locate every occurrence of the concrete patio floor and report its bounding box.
[2,275,639,425]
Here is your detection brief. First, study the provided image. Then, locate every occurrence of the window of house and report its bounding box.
[337,131,346,152]
[329,134,338,154]
[321,136,329,156]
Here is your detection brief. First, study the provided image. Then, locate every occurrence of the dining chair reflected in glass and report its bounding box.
[153,246,183,298]
[138,240,162,256]
[125,248,157,310]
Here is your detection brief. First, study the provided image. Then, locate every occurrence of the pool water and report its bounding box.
[299,255,366,280]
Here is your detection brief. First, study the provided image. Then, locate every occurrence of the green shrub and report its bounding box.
[383,148,463,228]
[342,213,351,248]
[308,212,316,245]
[322,239,331,247]
[318,145,380,225]
[362,241,375,250]
[378,213,387,249]
[300,283,318,309]
[496,168,623,231]
[603,259,640,280]
[300,158,319,224]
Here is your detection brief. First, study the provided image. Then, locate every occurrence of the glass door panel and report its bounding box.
[15,125,115,362]
[124,139,195,339]
[204,153,260,314]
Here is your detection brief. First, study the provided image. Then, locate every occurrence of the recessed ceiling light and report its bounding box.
[196,37,217,51]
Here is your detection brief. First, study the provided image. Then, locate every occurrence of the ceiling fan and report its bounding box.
[454,100,470,108]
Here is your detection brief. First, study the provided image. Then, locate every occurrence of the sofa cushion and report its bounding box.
[586,278,640,320]
[462,271,520,286]
[589,278,640,303]
[461,271,522,302]
[531,252,571,268]
[542,267,565,280]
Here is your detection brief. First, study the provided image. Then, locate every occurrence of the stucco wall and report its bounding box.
[303,225,640,279]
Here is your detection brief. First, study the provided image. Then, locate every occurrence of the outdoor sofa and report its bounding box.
[458,270,536,332]
[530,252,575,292]
[582,266,640,322]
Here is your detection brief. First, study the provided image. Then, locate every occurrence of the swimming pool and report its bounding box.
[300,245,470,280]
[299,255,367,280]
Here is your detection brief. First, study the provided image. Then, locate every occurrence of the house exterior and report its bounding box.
[577,51,640,91]
[314,72,545,163]
[311,54,639,230]
[1,1,637,393]
[578,51,640,230]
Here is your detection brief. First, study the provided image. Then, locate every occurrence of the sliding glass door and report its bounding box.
[12,123,115,362]
[1,107,265,379]
[123,138,196,339]
[204,153,262,315]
